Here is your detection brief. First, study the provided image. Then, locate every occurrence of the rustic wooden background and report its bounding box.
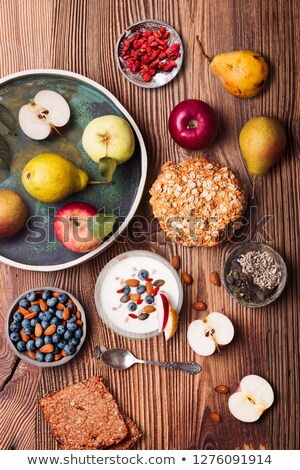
[0,0,299,451]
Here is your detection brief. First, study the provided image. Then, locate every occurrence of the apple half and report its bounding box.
[19,90,70,140]
[228,375,274,423]
[157,292,179,341]
[187,312,234,356]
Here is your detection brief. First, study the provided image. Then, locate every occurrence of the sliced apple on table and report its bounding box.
[228,375,274,423]
[187,312,234,356]
[54,202,118,253]
[19,90,70,140]
[157,292,179,341]
[82,115,135,182]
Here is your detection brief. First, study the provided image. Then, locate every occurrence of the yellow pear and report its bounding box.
[0,190,28,238]
[196,37,268,98]
[239,116,286,197]
[22,153,91,203]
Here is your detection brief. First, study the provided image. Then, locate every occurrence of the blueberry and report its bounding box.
[19,299,30,309]
[31,304,41,313]
[42,290,52,300]
[27,291,37,302]
[58,293,68,304]
[26,340,36,351]
[57,325,66,335]
[74,328,83,339]
[23,326,33,335]
[10,332,20,343]
[45,353,54,362]
[35,337,44,349]
[52,333,62,343]
[66,322,77,332]
[138,269,149,280]
[10,321,21,332]
[70,338,80,347]
[48,307,56,314]
[44,336,53,345]
[47,297,58,307]
[66,303,74,311]
[127,302,137,312]
[16,341,26,352]
[31,317,40,327]
[13,312,23,322]
[50,317,60,326]
[53,345,60,354]
[64,330,73,340]
[136,285,146,294]
[36,352,45,362]
[122,285,131,295]
[41,320,50,330]
[64,344,75,356]
[56,310,64,320]
[42,312,53,322]
[21,319,31,329]
[38,312,44,320]
[57,339,67,349]
[145,295,154,304]
[67,314,77,323]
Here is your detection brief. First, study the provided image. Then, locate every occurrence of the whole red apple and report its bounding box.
[54,202,101,253]
[168,99,218,150]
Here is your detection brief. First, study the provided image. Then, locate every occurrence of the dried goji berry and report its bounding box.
[149,68,156,75]
[166,44,180,56]
[128,313,138,319]
[159,51,167,60]
[143,73,151,82]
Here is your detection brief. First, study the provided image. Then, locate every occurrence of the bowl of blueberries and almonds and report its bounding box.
[6,287,86,367]
[223,243,287,307]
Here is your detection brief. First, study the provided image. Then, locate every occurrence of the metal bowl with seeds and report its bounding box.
[222,243,287,308]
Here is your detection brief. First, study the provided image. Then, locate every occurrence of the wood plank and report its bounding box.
[0,0,299,450]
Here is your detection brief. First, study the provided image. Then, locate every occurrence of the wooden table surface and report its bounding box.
[0,0,299,451]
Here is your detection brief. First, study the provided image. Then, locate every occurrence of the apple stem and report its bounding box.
[89,180,113,185]
[251,175,257,200]
[196,36,213,63]
[50,123,62,137]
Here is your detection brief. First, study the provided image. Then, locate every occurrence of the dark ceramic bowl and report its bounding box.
[115,19,184,88]
[5,287,86,367]
[222,242,287,308]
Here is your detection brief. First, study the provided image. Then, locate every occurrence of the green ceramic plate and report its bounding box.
[0,70,147,271]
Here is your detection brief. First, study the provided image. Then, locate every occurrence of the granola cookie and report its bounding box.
[149,158,247,247]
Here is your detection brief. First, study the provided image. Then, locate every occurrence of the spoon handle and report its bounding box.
[137,360,202,375]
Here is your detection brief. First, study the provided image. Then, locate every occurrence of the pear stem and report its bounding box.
[251,175,257,200]
[89,180,113,185]
[196,36,213,62]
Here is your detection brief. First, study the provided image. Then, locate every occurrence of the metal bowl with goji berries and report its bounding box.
[116,19,184,88]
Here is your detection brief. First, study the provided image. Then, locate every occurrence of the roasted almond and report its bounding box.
[44,325,57,336]
[20,330,30,342]
[24,311,38,320]
[61,349,68,357]
[182,272,193,285]
[130,293,141,301]
[52,292,61,298]
[39,344,54,353]
[146,281,153,294]
[17,306,30,316]
[192,301,207,311]
[214,385,229,394]
[27,351,36,360]
[143,306,156,313]
[62,307,70,321]
[210,271,221,287]
[75,311,81,320]
[62,320,67,326]
[56,302,65,310]
[39,299,48,312]
[171,255,180,270]
[30,300,40,305]
[208,412,221,423]
[35,291,43,296]
[35,323,43,337]
[54,353,62,361]
[76,320,83,328]
[125,279,140,287]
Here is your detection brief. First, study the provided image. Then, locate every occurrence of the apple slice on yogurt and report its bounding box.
[187,312,234,356]
[157,292,179,341]
[19,90,70,140]
[228,375,274,423]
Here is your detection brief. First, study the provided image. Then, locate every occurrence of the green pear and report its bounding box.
[196,37,268,98]
[239,116,286,197]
